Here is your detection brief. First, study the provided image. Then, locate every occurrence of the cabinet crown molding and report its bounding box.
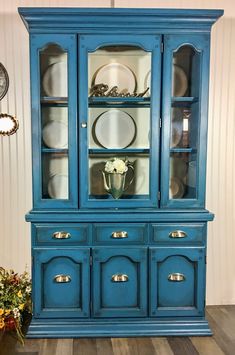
[18,8,223,33]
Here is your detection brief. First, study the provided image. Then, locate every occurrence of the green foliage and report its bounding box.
[0,267,32,344]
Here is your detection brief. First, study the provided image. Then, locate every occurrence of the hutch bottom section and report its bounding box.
[27,217,212,337]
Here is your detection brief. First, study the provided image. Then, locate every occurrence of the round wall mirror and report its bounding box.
[0,114,19,136]
[0,63,9,100]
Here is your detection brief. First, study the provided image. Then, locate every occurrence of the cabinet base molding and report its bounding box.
[27,318,212,338]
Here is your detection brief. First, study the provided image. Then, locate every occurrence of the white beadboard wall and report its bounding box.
[0,0,234,305]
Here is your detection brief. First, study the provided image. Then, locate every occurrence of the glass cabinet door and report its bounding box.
[79,35,161,208]
[161,34,210,208]
[30,34,78,208]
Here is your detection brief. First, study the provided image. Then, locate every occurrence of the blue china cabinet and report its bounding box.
[19,7,223,337]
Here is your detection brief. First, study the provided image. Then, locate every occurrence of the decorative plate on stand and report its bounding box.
[92,63,137,93]
[92,109,137,149]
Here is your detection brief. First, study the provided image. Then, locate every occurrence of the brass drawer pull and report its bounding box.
[111,231,128,239]
[168,273,186,282]
[111,274,129,282]
[169,230,187,239]
[53,231,71,239]
[54,274,71,283]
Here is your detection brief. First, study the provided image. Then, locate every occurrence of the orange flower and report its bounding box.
[0,318,5,329]
[17,290,22,298]
[0,309,4,316]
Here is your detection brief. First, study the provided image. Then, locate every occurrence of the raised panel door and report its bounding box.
[33,248,90,318]
[150,247,206,317]
[92,247,147,317]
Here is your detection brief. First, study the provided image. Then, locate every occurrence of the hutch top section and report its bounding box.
[19,8,223,33]
[19,7,223,211]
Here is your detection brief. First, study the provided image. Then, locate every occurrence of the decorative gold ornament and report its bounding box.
[89,83,149,98]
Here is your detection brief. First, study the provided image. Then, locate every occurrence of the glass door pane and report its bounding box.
[30,34,77,208]
[40,44,69,200]
[88,45,151,201]
[169,45,200,200]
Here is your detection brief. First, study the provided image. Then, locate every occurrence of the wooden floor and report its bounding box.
[0,306,235,355]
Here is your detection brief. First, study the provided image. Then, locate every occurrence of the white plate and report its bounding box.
[42,61,67,97]
[144,70,151,96]
[173,65,188,97]
[144,64,187,97]
[170,156,188,178]
[93,63,137,93]
[48,174,68,199]
[171,108,183,147]
[42,107,68,125]
[93,109,136,149]
[188,160,197,187]
[42,120,68,148]
[170,177,185,199]
[48,156,68,177]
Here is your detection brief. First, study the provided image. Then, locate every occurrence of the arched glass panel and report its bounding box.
[40,44,69,200]
[170,45,200,200]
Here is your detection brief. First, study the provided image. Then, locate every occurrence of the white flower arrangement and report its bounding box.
[104,158,129,174]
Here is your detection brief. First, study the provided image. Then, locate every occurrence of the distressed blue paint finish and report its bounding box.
[150,247,206,317]
[26,210,214,223]
[161,34,211,208]
[18,8,223,34]
[92,247,148,317]
[26,318,212,337]
[79,34,161,208]
[30,34,78,209]
[93,223,148,245]
[33,248,90,318]
[19,7,223,338]
[151,223,207,244]
[32,223,92,246]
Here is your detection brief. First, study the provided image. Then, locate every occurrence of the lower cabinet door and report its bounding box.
[33,248,90,318]
[92,247,147,317]
[150,247,205,317]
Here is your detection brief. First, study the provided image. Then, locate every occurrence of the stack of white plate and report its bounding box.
[47,174,68,199]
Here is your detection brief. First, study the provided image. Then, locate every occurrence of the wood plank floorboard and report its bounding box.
[167,337,199,355]
[111,338,131,355]
[206,309,235,355]
[73,338,97,355]
[0,306,235,355]
[127,337,156,355]
[151,337,174,355]
[96,338,114,355]
[190,336,225,355]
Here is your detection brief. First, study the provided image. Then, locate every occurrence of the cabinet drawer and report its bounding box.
[151,223,206,244]
[33,224,89,245]
[93,224,148,244]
